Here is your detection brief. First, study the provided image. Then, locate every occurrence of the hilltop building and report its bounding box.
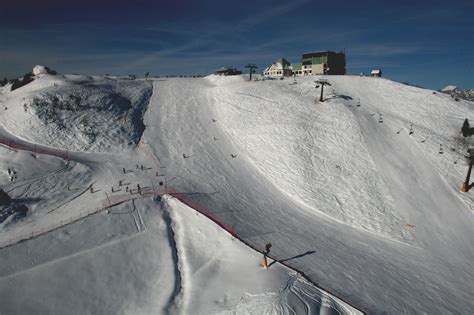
[263,50,346,77]
[291,63,302,75]
[301,51,346,75]
[263,58,293,77]
[214,67,242,76]
[371,69,382,77]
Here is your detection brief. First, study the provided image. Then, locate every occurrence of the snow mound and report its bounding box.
[32,65,48,76]
[441,85,457,92]
[1,75,152,152]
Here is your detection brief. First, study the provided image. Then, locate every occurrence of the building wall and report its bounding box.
[299,63,324,75]
[311,64,325,75]
[300,51,346,75]
[326,51,346,75]
[264,67,292,77]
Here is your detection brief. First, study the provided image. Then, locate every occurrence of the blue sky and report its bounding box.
[1,0,473,89]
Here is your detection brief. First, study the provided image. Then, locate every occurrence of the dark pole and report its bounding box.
[462,159,473,192]
[245,64,257,81]
[315,79,330,102]
[466,159,472,184]
[461,151,473,192]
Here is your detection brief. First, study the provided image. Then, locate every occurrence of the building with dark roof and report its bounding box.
[371,69,382,77]
[214,67,242,76]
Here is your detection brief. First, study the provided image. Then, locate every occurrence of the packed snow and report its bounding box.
[1,72,473,314]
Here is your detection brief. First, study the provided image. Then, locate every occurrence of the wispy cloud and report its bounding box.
[118,0,312,71]
[349,44,422,57]
[237,0,310,31]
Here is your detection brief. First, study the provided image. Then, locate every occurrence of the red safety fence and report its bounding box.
[0,139,70,160]
[167,187,236,237]
[0,185,235,248]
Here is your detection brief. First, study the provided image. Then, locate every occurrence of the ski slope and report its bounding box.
[1,73,473,313]
[143,75,474,313]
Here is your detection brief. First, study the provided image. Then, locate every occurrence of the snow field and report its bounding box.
[1,73,473,313]
[0,199,177,314]
[0,194,361,315]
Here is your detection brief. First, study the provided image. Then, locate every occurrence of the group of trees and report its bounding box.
[10,72,34,91]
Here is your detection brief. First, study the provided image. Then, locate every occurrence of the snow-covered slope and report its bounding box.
[1,73,473,313]
[1,74,152,152]
[0,196,359,314]
[143,75,474,313]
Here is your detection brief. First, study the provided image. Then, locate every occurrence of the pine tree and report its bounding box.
[462,118,470,137]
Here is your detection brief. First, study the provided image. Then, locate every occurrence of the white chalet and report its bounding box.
[263,58,292,77]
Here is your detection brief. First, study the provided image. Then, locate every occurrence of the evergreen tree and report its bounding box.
[462,118,471,137]
[11,72,34,91]
[45,67,57,75]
